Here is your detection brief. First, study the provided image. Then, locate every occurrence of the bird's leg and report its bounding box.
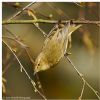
[64,52,72,56]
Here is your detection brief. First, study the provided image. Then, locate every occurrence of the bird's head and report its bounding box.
[34,53,50,75]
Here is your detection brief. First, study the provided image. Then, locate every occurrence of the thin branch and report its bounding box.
[7,2,36,21]
[2,19,100,25]
[34,24,47,37]
[3,35,45,98]
[65,56,100,100]
[2,40,47,100]
[4,26,18,38]
[3,36,27,47]
[3,40,23,72]
[3,26,45,92]
[78,80,85,100]
[31,80,47,100]
[47,3,70,19]
[37,22,100,99]
[2,51,22,75]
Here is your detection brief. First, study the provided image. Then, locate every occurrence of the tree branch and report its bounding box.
[65,56,100,100]
[7,2,36,21]
[2,19,100,25]
[3,27,46,99]
[3,27,46,97]
[2,40,47,100]
[78,80,85,100]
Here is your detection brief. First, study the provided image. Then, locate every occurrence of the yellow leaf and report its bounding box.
[27,9,39,27]
[83,33,94,54]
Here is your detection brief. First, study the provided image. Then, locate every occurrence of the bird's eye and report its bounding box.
[38,63,40,66]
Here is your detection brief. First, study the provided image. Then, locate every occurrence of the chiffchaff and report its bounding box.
[34,22,81,74]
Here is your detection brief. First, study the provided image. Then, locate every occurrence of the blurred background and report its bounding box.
[2,2,100,99]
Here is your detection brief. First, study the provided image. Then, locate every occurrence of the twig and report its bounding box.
[2,19,100,25]
[2,40,47,100]
[38,22,100,99]
[74,2,84,7]
[3,36,45,98]
[34,24,47,37]
[4,26,18,38]
[2,51,22,75]
[2,36,36,72]
[3,27,34,64]
[78,80,85,100]
[3,36,27,47]
[3,40,23,72]
[3,25,45,92]
[7,2,36,21]
[31,80,47,100]
[3,36,45,95]
[65,56,100,100]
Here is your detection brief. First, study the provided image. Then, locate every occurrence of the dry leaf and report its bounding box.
[83,33,94,54]
[27,9,39,27]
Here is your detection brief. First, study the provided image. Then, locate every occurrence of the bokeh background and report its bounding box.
[2,2,100,99]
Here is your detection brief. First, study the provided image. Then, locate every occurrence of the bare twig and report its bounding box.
[2,40,47,100]
[2,77,7,94]
[34,24,47,37]
[65,56,100,100]
[2,19,100,25]
[78,80,85,100]
[3,2,99,98]
[3,36,45,96]
[37,22,100,99]
[31,80,47,100]
[3,29,45,98]
[7,2,36,21]
[3,40,23,72]
[2,51,22,75]
[74,2,84,7]
[4,26,18,38]
[3,36,27,47]
[47,3,70,19]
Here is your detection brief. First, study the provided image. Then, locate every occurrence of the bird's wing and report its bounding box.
[43,24,59,48]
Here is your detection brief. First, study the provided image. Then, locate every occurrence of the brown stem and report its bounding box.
[2,19,100,25]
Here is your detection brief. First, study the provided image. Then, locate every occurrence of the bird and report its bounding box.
[34,21,81,74]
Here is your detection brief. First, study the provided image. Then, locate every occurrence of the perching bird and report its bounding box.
[34,21,81,74]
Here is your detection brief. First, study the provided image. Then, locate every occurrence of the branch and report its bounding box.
[7,2,36,21]
[2,40,47,100]
[2,19,100,25]
[3,28,46,98]
[3,36,46,98]
[2,51,22,75]
[78,80,85,100]
[65,56,100,100]
[3,33,45,97]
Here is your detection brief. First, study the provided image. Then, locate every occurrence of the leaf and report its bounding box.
[27,9,39,27]
[83,33,94,54]
[80,27,95,55]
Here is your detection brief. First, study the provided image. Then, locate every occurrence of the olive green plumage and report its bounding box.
[34,22,81,74]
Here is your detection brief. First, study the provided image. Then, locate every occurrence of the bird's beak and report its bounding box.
[34,69,38,75]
